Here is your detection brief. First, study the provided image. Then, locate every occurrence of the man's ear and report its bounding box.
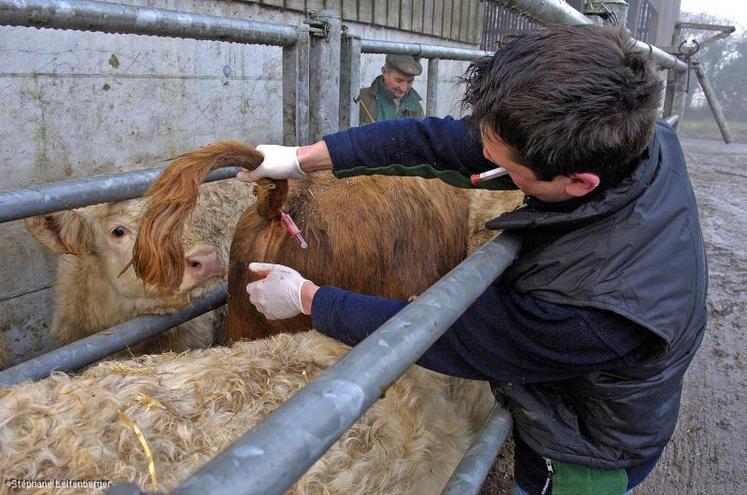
[564,172,601,198]
[25,211,92,255]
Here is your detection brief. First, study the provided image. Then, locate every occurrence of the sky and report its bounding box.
[680,0,747,30]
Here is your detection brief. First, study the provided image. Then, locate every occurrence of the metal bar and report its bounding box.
[0,285,227,388]
[169,233,522,495]
[360,38,490,60]
[282,28,311,145]
[694,64,733,144]
[0,0,298,46]
[0,166,243,224]
[698,32,732,51]
[308,10,342,141]
[664,114,679,127]
[426,57,440,117]
[491,0,687,71]
[676,22,736,33]
[441,406,513,495]
[339,35,361,130]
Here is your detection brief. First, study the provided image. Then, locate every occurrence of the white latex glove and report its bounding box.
[236,145,305,182]
[246,262,310,320]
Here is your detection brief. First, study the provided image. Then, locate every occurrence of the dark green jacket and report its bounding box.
[358,75,424,125]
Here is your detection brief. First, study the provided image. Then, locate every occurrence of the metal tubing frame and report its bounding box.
[492,0,687,71]
[360,39,491,61]
[664,114,680,127]
[0,0,297,46]
[676,22,736,33]
[339,34,361,130]
[308,10,342,142]
[282,28,311,145]
[168,233,521,495]
[1,0,308,147]
[0,284,227,388]
[693,64,733,144]
[0,166,243,224]
[663,24,686,127]
[441,406,513,495]
[426,58,440,117]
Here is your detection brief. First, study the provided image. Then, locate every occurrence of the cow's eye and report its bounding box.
[111,226,128,238]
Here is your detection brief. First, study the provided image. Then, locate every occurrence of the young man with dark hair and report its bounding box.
[237,26,707,494]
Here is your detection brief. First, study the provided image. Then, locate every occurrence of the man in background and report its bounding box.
[357,54,424,124]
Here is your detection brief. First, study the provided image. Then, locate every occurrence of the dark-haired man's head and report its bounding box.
[462,26,662,200]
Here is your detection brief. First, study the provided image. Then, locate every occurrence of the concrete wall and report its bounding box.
[0,0,476,365]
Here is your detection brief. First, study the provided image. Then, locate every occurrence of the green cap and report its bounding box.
[384,54,423,76]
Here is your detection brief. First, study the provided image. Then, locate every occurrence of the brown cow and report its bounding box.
[133,141,471,342]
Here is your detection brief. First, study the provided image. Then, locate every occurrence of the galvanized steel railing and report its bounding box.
[0,167,243,224]
[493,0,688,71]
[168,233,522,495]
[442,406,514,494]
[0,0,298,45]
[0,1,695,494]
[0,284,227,387]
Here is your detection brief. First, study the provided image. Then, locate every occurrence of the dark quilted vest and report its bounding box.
[488,121,708,467]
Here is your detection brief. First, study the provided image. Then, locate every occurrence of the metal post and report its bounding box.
[441,407,513,495]
[0,167,242,224]
[693,63,733,144]
[339,34,362,130]
[283,28,311,145]
[0,285,227,388]
[663,24,684,126]
[308,10,342,141]
[664,114,680,127]
[0,0,298,46]
[427,58,440,117]
[169,233,522,495]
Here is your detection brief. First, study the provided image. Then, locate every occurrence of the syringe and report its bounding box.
[470,167,508,186]
[280,211,308,250]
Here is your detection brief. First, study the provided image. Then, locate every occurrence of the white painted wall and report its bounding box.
[0,0,478,364]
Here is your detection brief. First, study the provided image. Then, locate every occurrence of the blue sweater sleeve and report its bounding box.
[310,285,649,384]
[322,116,497,177]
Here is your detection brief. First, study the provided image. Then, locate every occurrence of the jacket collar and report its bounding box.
[487,133,660,231]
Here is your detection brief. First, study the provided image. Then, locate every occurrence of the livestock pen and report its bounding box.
[0,0,693,494]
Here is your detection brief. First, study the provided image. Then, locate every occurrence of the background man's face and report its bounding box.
[381,68,415,100]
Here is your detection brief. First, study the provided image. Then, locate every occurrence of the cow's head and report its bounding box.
[26,199,224,300]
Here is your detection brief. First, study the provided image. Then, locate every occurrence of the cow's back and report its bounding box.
[227,173,470,342]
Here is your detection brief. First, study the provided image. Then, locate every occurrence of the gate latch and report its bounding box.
[304,10,330,40]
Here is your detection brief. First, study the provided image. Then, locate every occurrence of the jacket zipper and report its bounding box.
[540,457,554,495]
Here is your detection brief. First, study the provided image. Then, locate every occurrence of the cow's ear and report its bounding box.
[25,211,92,255]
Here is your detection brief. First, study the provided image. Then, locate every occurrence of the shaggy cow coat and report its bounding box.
[0,331,495,494]
[133,142,472,342]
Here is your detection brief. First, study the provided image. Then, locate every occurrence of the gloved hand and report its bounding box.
[236,145,305,182]
[246,262,311,319]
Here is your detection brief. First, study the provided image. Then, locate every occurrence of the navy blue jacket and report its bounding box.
[309,116,709,492]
